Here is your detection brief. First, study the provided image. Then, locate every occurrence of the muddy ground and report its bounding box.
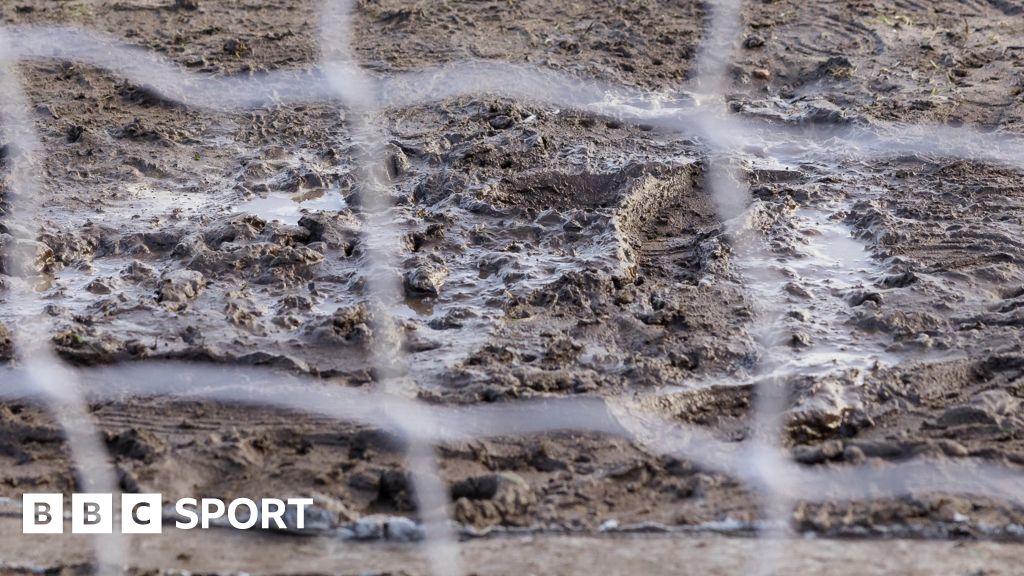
[1,0,1024,574]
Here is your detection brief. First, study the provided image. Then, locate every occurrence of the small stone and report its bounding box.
[489,115,514,130]
[790,332,812,348]
[278,502,334,533]
[309,305,372,345]
[386,145,410,178]
[573,380,599,394]
[86,278,115,295]
[819,56,854,78]
[842,445,866,464]
[848,290,882,307]
[0,324,12,360]
[384,516,424,541]
[0,235,56,276]
[67,125,85,143]
[752,68,771,80]
[351,515,424,541]
[451,472,536,529]
[403,261,448,296]
[879,271,917,288]
[820,439,844,459]
[792,445,826,464]
[936,439,969,458]
[352,516,386,540]
[223,38,251,57]
[788,309,810,322]
[744,35,765,49]
[104,428,163,463]
[123,260,157,282]
[784,282,811,298]
[157,269,205,304]
[428,307,476,330]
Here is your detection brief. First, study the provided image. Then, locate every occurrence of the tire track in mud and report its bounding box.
[6,1,1024,569]
[789,13,885,59]
[615,163,720,285]
[441,158,760,403]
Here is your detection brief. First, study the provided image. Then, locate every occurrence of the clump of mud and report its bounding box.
[1,1,1024,571]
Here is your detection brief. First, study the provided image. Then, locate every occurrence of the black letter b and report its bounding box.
[34,502,51,525]
[83,502,101,525]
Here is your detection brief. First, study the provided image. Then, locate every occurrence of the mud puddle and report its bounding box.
[236,188,348,225]
[771,205,900,376]
[3,1,1024,571]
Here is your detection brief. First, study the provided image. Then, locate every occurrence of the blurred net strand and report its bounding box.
[317,1,461,574]
[3,27,1023,167]
[0,1,1023,575]
[688,1,791,573]
[701,157,796,574]
[1,362,1021,506]
[0,30,126,576]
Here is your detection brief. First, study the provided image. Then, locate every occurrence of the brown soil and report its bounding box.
[1,0,1024,573]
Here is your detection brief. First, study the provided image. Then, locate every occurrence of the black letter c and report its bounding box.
[132,502,151,526]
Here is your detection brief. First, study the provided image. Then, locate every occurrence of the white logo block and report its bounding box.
[22,493,63,534]
[71,493,113,534]
[122,493,163,534]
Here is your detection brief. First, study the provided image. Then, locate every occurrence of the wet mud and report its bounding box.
[1,0,1024,572]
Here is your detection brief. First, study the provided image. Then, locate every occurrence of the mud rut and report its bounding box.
[0,0,1023,575]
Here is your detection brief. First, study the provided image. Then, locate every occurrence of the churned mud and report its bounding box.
[1,0,1024,573]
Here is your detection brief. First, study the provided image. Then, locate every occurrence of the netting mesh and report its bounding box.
[0,1,1022,575]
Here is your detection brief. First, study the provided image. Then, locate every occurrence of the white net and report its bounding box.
[0,1,1022,574]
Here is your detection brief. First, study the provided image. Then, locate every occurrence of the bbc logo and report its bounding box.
[23,493,163,534]
[23,493,315,533]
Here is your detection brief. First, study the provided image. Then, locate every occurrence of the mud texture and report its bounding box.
[1,0,1024,573]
